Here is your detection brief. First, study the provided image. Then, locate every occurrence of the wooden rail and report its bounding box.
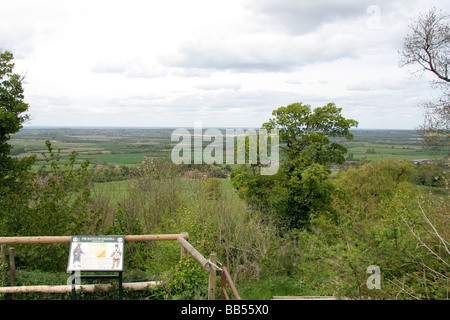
[0,233,189,245]
[0,281,160,294]
[177,236,211,271]
[220,265,241,300]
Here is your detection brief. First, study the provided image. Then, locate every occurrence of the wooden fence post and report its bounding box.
[9,247,15,300]
[1,245,6,287]
[179,232,189,260]
[208,253,217,300]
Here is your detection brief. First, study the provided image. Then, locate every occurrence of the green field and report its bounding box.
[344,142,433,161]
[10,128,176,170]
[11,128,448,168]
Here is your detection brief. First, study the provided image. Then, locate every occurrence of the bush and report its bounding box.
[292,160,450,299]
[151,258,208,300]
[2,141,101,271]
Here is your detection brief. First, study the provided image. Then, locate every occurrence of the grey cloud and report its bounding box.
[168,89,300,112]
[245,0,396,35]
[162,41,286,72]
[157,1,425,74]
[102,87,300,118]
[162,33,359,73]
[156,89,302,127]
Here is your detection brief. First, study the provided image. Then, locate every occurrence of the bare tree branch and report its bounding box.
[399,7,450,82]
[400,8,450,156]
[418,201,450,256]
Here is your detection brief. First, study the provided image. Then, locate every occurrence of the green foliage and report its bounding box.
[414,163,447,187]
[166,178,277,283]
[204,177,221,200]
[1,141,101,271]
[232,102,357,228]
[230,166,281,214]
[0,50,30,162]
[334,158,417,210]
[262,102,358,164]
[30,141,96,235]
[0,50,35,210]
[151,258,208,300]
[105,158,184,272]
[125,157,184,234]
[231,161,338,227]
[278,161,338,227]
[239,276,315,300]
[293,160,449,299]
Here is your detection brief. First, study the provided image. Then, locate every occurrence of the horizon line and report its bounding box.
[21,125,419,131]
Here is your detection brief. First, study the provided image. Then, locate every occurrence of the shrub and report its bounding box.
[151,258,208,300]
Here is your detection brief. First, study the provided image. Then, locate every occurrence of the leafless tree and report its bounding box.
[400,8,449,82]
[399,8,449,157]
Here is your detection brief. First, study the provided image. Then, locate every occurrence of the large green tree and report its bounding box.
[231,102,358,228]
[1,49,35,239]
[0,49,34,192]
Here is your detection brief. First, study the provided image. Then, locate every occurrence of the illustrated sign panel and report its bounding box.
[67,236,125,272]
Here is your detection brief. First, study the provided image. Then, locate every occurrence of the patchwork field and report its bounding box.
[10,128,176,169]
[10,127,448,170]
[10,127,447,214]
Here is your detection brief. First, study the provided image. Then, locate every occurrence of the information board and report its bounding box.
[67,235,125,272]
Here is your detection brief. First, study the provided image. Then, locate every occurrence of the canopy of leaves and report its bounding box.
[0,50,33,193]
[262,102,358,165]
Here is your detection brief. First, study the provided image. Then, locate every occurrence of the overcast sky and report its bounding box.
[1,0,449,129]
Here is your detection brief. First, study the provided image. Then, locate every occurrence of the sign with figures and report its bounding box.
[67,236,125,272]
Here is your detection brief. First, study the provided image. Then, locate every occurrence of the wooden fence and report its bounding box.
[0,233,240,300]
[177,236,240,300]
[220,265,241,300]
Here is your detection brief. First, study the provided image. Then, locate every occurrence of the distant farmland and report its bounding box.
[10,127,448,168]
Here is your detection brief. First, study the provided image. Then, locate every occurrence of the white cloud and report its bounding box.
[91,59,168,79]
[1,0,449,129]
